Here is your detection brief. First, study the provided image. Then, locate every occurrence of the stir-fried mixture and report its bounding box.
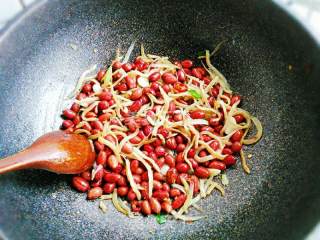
[62,43,263,222]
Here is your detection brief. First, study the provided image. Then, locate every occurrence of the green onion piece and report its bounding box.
[221,173,229,186]
[102,65,113,88]
[188,89,202,100]
[155,213,167,224]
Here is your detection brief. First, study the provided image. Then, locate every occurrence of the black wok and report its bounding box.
[0,0,320,239]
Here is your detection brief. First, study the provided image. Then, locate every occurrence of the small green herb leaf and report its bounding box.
[155,213,167,224]
[197,50,206,57]
[188,89,202,100]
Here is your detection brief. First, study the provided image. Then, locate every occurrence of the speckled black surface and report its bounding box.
[0,0,320,239]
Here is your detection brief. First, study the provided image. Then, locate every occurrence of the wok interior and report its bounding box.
[0,0,320,239]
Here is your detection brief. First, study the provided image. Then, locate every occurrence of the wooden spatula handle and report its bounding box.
[0,149,37,174]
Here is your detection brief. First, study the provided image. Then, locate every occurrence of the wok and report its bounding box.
[0,0,320,239]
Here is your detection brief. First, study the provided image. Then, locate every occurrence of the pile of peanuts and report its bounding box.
[62,55,246,216]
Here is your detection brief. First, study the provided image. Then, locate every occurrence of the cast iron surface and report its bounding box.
[0,0,320,239]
